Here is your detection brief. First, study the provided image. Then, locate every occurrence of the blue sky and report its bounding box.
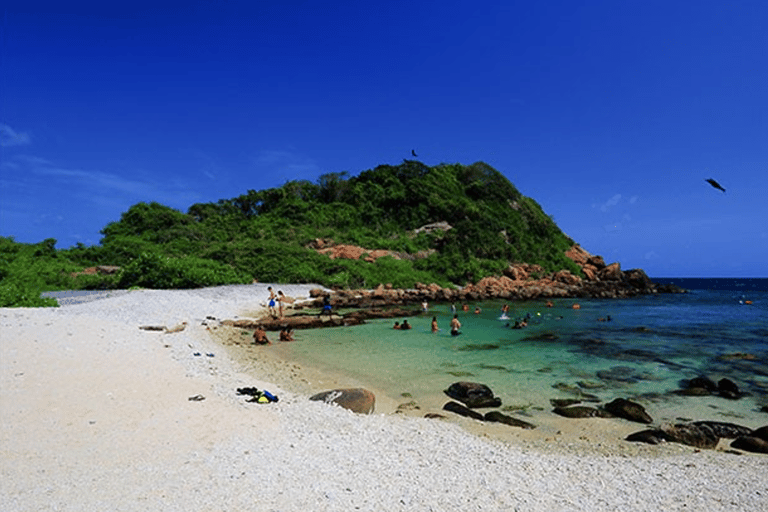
[1,1,766,277]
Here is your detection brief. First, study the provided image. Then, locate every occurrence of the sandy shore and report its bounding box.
[2,285,766,511]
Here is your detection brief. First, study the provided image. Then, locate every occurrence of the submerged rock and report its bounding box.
[597,366,640,383]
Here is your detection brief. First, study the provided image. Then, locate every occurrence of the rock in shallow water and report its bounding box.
[444,381,502,408]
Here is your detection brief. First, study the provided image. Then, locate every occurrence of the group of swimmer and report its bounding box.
[391,300,615,334]
[394,315,463,335]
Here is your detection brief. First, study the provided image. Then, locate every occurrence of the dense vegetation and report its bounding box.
[1,161,581,306]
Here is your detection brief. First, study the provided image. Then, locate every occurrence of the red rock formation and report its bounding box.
[599,262,623,281]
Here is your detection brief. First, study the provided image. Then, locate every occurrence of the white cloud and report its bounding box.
[32,166,152,196]
[629,195,638,204]
[644,250,658,260]
[594,193,622,212]
[0,123,31,147]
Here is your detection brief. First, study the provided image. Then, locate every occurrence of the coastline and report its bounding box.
[2,286,767,511]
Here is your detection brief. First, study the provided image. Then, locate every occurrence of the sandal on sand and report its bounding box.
[188,394,205,401]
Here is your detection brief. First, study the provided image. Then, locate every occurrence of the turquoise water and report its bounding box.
[278,279,768,423]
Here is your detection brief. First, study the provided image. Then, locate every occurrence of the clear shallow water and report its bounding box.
[279,279,768,424]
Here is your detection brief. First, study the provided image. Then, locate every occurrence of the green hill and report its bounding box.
[1,161,583,305]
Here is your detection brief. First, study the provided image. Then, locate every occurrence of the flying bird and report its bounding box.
[411,149,418,157]
[705,178,726,193]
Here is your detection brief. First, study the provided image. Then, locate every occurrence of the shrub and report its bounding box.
[117,253,249,289]
[0,282,58,307]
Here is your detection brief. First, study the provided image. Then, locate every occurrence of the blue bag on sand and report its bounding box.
[263,390,279,402]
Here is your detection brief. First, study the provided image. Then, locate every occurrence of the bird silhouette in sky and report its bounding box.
[705,178,726,193]
[411,149,418,157]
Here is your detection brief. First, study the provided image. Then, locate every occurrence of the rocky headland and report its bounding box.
[309,244,683,311]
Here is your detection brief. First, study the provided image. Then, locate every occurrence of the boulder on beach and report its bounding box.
[691,421,753,439]
[444,381,502,408]
[730,436,768,454]
[552,405,612,419]
[604,398,653,424]
[442,401,485,421]
[627,421,756,450]
[309,388,376,414]
[625,429,670,445]
[484,411,536,429]
[661,423,720,449]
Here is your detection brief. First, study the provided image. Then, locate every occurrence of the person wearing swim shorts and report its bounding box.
[450,314,461,336]
[267,287,277,318]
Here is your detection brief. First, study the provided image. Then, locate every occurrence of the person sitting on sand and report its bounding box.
[401,320,412,330]
[450,314,461,336]
[393,321,401,329]
[253,325,271,345]
[279,326,294,341]
[431,316,439,333]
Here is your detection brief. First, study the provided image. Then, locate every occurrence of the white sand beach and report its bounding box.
[2,285,766,511]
